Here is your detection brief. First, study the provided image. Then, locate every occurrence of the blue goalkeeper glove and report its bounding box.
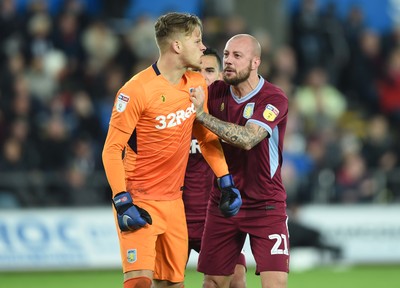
[113,192,152,231]
[217,174,242,217]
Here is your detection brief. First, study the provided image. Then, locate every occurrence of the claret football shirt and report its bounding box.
[183,136,214,222]
[207,76,288,211]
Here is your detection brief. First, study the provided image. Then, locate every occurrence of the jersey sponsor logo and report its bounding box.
[263,104,279,121]
[155,103,196,129]
[189,138,202,154]
[116,93,130,112]
[127,249,137,263]
[243,103,255,119]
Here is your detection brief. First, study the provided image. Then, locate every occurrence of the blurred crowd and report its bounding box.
[0,0,399,208]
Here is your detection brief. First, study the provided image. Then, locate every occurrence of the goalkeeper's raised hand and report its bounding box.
[217,174,242,217]
[113,192,152,231]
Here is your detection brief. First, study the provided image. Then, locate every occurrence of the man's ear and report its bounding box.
[252,57,261,70]
[172,40,182,54]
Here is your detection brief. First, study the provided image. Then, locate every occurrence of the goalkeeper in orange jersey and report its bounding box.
[102,12,242,288]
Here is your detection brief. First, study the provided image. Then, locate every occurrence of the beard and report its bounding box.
[223,62,251,86]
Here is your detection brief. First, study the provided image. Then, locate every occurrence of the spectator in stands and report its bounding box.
[8,117,40,169]
[344,29,383,111]
[0,137,26,171]
[70,89,103,143]
[0,120,40,207]
[93,65,126,138]
[319,2,349,86]
[270,45,298,84]
[335,151,379,203]
[126,16,159,61]
[26,55,58,106]
[52,9,86,85]
[282,102,313,204]
[360,114,399,200]
[0,137,24,207]
[293,66,347,134]
[0,52,29,114]
[66,135,104,205]
[0,0,24,65]
[38,112,71,172]
[7,74,43,144]
[377,48,400,125]
[290,0,326,83]
[81,19,119,73]
[361,114,398,171]
[381,24,400,60]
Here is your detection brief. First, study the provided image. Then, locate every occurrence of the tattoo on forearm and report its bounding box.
[197,113,269,149]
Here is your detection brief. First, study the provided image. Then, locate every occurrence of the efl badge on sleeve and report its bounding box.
[243,103,255,119]
[116,93,130,112]
[263,104,280,121]
[127,249,137,263]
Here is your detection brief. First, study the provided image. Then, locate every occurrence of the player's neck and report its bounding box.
[157,55,186,85]
[232,74,260,98]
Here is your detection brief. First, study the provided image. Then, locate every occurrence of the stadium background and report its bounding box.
[1,0,400,286]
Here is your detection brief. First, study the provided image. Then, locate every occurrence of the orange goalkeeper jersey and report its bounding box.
[102,63,227,201]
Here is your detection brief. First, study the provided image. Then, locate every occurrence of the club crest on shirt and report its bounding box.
[263,104,279,121]
[116,93,130,112]
[243,103,255,119]
[220,102,225,111]
[127,249,137,263]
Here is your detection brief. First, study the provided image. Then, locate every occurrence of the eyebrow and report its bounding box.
[224,50,244,55]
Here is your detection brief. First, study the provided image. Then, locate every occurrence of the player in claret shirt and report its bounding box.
[190,34,290,288]
[183,47,247,288]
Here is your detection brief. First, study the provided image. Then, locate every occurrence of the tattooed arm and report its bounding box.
[190,86,269,150]
[196,113,268,150]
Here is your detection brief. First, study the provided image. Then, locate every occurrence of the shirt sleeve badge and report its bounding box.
[116,93,130,112]
[263,104,279,121]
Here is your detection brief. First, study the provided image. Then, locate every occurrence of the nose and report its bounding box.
[224,58,232,68]
[200,43,206,52]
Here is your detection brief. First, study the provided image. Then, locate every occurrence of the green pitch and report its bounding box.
[1,265,399,288]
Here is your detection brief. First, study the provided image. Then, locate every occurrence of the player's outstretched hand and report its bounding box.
[113,192,152,231]
[217,174,242,217]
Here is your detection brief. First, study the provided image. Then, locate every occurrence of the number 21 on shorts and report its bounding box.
[269,234,289,255]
